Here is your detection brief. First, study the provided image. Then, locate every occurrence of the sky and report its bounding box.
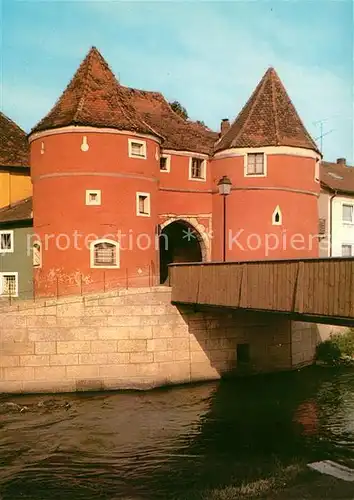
[1,0,353,163]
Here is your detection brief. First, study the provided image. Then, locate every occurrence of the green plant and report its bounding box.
[170,100,189,119]
[316,339,341,364]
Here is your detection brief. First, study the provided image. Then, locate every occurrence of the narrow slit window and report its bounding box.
[136,192,151,217]
[272,206,282,226]
[33,242,42,268]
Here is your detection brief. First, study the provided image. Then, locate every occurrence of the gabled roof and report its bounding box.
[0,197,32,224]
[30,47,160,138]
[321,161,354,195]
[0,111,29,168]
[123,88,218,154]
[215,67,320,154]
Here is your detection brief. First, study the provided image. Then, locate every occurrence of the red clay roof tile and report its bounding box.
[30,47,161,139]
[215,67,320,154]
[321,161,354,195]
[123,87,218,154]
[0,197,32,224]
[0,111,29,168]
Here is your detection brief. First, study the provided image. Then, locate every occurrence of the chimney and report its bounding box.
[337,158,346,165]
[220,118,230,136]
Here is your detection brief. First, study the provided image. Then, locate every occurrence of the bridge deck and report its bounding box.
[169,258,354,325]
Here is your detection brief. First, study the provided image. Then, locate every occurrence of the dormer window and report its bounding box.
[246,153,265,176]
[189,157,206,181]
[128,139,146,159]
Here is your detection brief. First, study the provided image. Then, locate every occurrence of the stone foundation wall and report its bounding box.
[291,321,318,367]
[0,287,316,394]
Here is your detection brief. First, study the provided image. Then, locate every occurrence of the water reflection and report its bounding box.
[0,367,353,499]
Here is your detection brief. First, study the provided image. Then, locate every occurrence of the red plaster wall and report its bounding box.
[31,131,160,297]
[157,153,212,216]
[211,153,320,261]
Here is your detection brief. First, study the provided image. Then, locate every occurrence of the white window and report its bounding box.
[136,192,151,217]
[86,190,101,206]
[160,154,171,172]
[128,139,146,159]
[342,244,352,257]
[0,272,18,297]
[315,160,320,182]
[342,204,353,223]
[33,242,42,268]
[272,206,282,226]
[0,231,14,253]
[245,153,266,176]
[90,240,119,269]
[189,157,206,181]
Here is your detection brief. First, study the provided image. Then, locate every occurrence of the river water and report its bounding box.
[1,367,354,499]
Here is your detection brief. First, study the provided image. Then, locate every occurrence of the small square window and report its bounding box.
[189,158,206,181]
[246,153,265,176]
[0,231,14,253]
[136,192,151,217]
[342,244,352,257]
[342,204,353,223]
[160,155,171,172]
[129,139,146,159]
[86,190,101,206]
[0,273,18,297]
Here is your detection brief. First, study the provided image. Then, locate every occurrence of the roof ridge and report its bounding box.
[73,47,96,122]
[270,69,280,143]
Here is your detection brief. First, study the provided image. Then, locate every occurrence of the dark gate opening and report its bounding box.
[159,221,203,284]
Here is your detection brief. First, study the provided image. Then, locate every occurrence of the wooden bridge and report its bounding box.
[169,258,354,327]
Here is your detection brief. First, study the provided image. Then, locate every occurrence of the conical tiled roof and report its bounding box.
[0,111,29,168]
[215,68,320,154]
[30,47,160,138]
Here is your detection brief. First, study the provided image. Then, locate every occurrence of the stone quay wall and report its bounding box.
[0,287,318,394]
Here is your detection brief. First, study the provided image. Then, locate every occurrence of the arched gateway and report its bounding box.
[159,219,206,284]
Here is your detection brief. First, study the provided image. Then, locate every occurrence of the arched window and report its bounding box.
[272,206,282,226]
[33,242,42,268]
[90,240,119,268]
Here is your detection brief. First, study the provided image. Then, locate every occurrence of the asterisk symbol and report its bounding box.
[182,228,197,241]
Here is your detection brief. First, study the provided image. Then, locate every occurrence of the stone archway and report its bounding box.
[159,218,207,284]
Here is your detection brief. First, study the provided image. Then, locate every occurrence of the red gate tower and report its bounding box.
[29,48,162,296]
[211,68,322,261]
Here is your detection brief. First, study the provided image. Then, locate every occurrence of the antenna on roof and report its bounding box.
[313,118,335,154]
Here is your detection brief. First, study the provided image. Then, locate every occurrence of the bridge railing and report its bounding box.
[169,258,354,321]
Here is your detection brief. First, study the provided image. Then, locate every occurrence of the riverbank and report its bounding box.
[185,464,354,499]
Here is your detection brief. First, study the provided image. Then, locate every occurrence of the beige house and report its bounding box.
[318,158,354,257]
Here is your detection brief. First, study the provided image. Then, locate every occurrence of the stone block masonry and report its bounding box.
[0,287,318,394]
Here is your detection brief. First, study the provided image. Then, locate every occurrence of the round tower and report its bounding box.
[29,47,162,297]
[211,67,322,261]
